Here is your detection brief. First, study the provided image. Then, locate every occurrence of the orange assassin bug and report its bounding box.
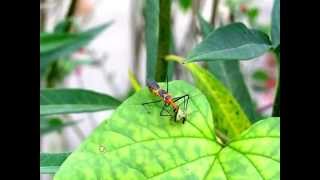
[142,78,189,123]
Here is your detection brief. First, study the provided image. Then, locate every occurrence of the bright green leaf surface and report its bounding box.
[54,84,279,179]
[197,15,257,122]
[186,23,271,62]
[144,0,159,80]
[41,152,71,174]
[54,81,218,179]
[40,22,111,75]
[40,89,121,116]
[207,117,280,180]
[271,0,280,48]
[183,63,252,138]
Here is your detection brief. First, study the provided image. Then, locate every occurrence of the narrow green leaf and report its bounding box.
[40,152,71,174]
[40,89,121,116]
[43,59,86,88]
[271,0,280,48]
[53,83,279,179]
[186,23,271,62]
[196,16,257,122]
[40,117,77,135]
[144,0,159,81]
[184,63,252,138]
[208,61,258,122]
[40,22,112,75]
[54,19,74,33]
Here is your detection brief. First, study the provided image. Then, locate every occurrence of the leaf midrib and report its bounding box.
[188,43,270,61]
[148,154,216,179]
[104,136,218,154]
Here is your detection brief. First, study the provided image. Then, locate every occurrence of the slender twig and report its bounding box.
[165,54,185,64]
[128,69,142,92]
[66,0,78,18]
[210,0,220,27]
[65,0,78,32]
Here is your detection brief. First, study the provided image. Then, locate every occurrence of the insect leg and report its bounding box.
[166,74,169,93]
[183,95,190,110]
[173,94,189,103]
[160,104,172,116]
[183,95,190,123]
[173,94,189,124]
[142,100,162,113]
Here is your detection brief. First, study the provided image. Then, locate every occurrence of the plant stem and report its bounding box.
[155,0,171,82]
[210,0,220,27]
[66,0,78,18]
[65,0,78,32]
[164,54,185,64]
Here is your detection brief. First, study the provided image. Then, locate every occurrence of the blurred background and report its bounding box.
[40,0,275,179]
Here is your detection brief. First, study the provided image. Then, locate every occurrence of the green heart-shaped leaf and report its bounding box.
[54,80,217,179]
[54,81,279,179]
[205,117,279,179]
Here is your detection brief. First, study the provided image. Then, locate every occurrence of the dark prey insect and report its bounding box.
[142,78,189,123]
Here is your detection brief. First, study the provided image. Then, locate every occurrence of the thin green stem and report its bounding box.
[65,0,78,32]
[155,0,172,82]
[128,69,142,92]
[164,54,186,64]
